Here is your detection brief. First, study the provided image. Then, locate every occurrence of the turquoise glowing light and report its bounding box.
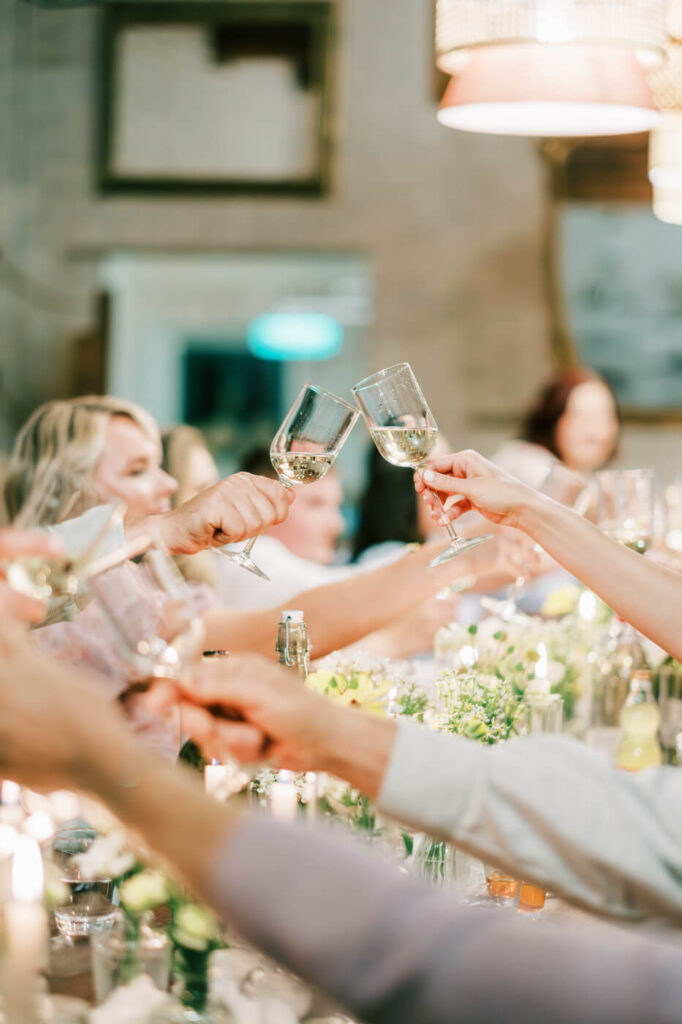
[247,313,343,361]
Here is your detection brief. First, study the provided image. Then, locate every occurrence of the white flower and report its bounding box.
[91,975,167,1024]
[547,659,565,686]
[74,831,135,882]
[119,870,169,914]
[174,903,220,951]
[474,617,507,645]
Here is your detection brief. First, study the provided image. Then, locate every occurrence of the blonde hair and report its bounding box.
[3,395,160,526]
[161,424,218,590]
[161,424,211,510]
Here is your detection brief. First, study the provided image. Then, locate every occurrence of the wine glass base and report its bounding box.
[479,595,530,625]
[429,534,493,567]
[219,549,270,582]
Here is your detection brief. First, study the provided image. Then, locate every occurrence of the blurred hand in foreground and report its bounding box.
[0,527,66,623]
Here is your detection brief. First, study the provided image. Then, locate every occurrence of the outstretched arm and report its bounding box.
[416,450,682,661]
[202,535,503,659]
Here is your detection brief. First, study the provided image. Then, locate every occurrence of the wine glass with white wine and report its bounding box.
[352,363,492,566]
[222,383,359,580]
[597,468,655,554]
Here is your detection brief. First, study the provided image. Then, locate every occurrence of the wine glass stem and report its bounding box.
[427,481,462,544]
[241,535,258,556]
[241,480,292,556]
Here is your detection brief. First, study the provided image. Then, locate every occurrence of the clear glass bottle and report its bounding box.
[275,610,310,680]
[616,669,662,772]
[273,612,313,817]
[592,619,647,728]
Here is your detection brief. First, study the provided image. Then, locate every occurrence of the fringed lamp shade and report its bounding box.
[435,0,666,137]
[649,4,682,219]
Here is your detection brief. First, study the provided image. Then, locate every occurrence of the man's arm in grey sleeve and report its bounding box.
[378,721,682,923]
[212,816,682,1024]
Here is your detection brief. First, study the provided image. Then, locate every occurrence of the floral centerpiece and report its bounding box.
[67,829,224,1016]
[304,653,420,855]
[435,610,600,722]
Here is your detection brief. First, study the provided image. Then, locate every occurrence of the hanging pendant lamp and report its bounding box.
[435,0,666,137]
[648,3,682,220]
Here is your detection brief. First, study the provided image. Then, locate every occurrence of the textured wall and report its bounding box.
[0,0,554,455]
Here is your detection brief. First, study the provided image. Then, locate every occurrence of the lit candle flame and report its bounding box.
[11,837,43,903]
[535,642,549,681]
[578,590,598,622]
[0,824,18,857]
[1,781,21,807]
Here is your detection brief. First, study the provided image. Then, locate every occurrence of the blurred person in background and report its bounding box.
[493,367,620,488]
[466,369,621,618]
[352,443,450,567]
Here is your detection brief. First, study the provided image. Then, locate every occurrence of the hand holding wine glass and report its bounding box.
[352,364,492,566]
[223,384,359,580]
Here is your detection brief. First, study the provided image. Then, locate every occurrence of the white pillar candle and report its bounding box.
[270,774,299,823]
[3,836,47,1024]
[204,763,232,800]
[0,781,23,828]
[302,772,318,821]
[0,824,18,904]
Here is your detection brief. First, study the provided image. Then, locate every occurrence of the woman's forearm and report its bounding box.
[521,496,682,659]
[203,542,485,659]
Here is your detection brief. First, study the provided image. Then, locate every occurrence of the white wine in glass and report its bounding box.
[223,383,359,580]
[352,363,492,566]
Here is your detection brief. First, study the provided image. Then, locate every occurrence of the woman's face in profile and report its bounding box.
[555,381,619,472]
[93,415,178,518]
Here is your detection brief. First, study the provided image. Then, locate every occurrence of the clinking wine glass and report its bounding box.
[4,464,151,610]
[222,383,359,581]
[352,362,492,566]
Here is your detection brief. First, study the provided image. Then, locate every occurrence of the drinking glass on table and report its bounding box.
[52,826,117,943]
[222,383,359,580]
[352,363,492,566]
[87,544,206,683]
[597,468,655,554]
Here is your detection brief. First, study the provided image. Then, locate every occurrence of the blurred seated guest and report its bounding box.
[475,369,620,616]
[493,367,620,487]
[352,446,444,567]
[2,619,682,1024]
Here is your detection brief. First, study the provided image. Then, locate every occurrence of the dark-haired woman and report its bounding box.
[493,369,620,487]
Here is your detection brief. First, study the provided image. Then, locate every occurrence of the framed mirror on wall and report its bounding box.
[543,136,682,422]
[97,2,336,195]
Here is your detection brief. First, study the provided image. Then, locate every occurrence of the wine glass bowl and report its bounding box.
[87,545,205,681]
[597,468,655,554]
[224,384,359,579]
[352,363,492,565]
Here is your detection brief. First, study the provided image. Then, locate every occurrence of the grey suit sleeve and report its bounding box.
[211,816,682,1024]
[377,721,682,924]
